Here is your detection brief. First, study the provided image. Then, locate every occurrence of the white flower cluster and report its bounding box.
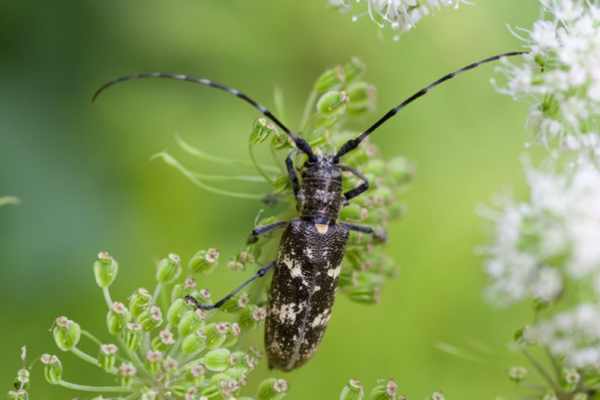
[498,0,600,151]
[483,161,600,305]
[525,303,600,368]
[331,0,466,37]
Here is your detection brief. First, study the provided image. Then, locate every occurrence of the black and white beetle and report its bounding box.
[93,51,526,371]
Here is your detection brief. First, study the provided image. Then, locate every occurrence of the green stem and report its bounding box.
[81,329,104,347]
[153,152,265,200]
[103,287,113,309]
[192,172,266,183]
[71,347,101,368]
[152,283,162,305]
[57,380,132,393]
[175,135,279,173]
[300,89,318,132]
[522,348,558,389]
[249,141,275,184]
[116,337,151,380]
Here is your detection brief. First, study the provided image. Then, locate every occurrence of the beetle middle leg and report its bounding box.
[340,165,369,204]
[342,222,387,243]
[185,261,275,310]
[247,221,289,244]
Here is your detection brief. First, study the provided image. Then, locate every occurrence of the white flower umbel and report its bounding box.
[497,0,600,151]
[482,159,600,305]
[331,0,467,38]
[526,303,600,369]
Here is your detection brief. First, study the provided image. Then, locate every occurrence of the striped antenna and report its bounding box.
[334,51,528,161]
[92,72,316,159]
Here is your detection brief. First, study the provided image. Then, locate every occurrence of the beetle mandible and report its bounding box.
[93,50,526,371]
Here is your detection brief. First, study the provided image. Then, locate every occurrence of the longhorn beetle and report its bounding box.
[93,50,527,371]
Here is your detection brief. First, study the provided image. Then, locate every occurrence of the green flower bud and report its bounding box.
[222,323,241,348]
[431,392,445,400]
[94,251,118,288]
[251,118,278,144]
[52,316,81,351]
[386,157,413,185]
[41,354,62,385]
[317,91,348,116]
[340,203,366,221]
[187,362,206,384]
[257,378,288,400]
[347,82,376,115]
[340,379,364,400]
[106,302,130,335]
[137,305,162,332]
[99,344,118,372]
[189,248,220,275]
[152,328,175,351]
[369,379,400,400]
[145,350,163,374]
[508,366,527,383]
[167,298,188,326]
[156,253,182,284]
[118,362,137,386]
[129,288,152,319]
[573,393,589,400]
[171,277,198,303]
[204,322,229,349]
[178,309,205,337]
[125,322,143,351]
[344,57,366,82]
[8,389,28,400]
[315,65,345,93]
[563,368,580,392]
[182,330,207,355]
[201,348,231,372]
[16,368,29,389]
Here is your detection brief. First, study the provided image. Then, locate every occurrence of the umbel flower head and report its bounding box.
[8,250,288,400]
[330,0,467,38]
[497,0,600,152]
[482,159,600,306]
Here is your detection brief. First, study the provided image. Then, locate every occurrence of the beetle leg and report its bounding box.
[185,261,276,310]
[247,221,289,244]
[341,222,387,243]
[339,165,369,205]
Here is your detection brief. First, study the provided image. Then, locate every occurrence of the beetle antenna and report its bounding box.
[92,72,316,159]
[334,51,529,161]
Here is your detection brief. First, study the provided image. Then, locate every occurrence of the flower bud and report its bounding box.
[187,362,206,384]
[137,305,163,332]
[340,203,365,221]
[315,65,345,93]
[15,368,29,389]
[94,251,118,288]
[573,393,589,400]
[53,316,81,351]
[129,288,152,319]
[346,284,381,304]
[340,379,364,400]
[189,248,220,275]
[344,57,366,82]
[257,378,288,400]
[8,389,28,400]
[251,118,278,144]
[387,157,413,185]
[41,354,62,384]
[99,344,118,372]
[508,366,527,383]
[107,302,130,335]
[118,362,137,386]
[178,309,204,337]
[145,350,163,373]
[369,379,400,400]
[563,368,580,391]
[125,322,143,351]
[222,322,241,348]
[156,253,182,284]
[431,392,445,400]
[167,298,188,326]
[317,91,348,116]
[182,330,207,355]
[347,82,376,115]
[152,328,175,352]
[205,322,229,349]
[201,348,231,372]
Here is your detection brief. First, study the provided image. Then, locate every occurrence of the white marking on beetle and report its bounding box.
[304,247,314,259]
[315,224,329,234]
[311,309,331,328]
[327,265,341,279]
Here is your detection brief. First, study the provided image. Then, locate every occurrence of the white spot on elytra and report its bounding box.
[311,309,331,328]
[327,266,341,279]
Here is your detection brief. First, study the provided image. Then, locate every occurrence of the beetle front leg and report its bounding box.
[342,222,387,243]
[340,165,369,204]
[247,221,288,244]
[185,261,275,310]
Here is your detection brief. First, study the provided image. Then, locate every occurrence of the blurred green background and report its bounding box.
[1,1,540,398]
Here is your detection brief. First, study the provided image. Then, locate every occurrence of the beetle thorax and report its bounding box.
[298,156,343,223]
